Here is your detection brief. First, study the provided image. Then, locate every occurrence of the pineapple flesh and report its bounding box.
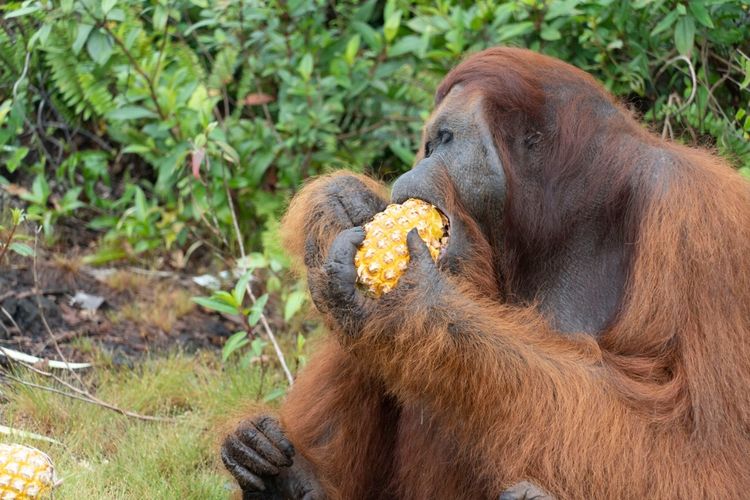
[0,444,56,499]
[355,198,448,296]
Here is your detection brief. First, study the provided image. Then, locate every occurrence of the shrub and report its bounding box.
[0,0,748,263]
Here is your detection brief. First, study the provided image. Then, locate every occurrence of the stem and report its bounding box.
[0,221,19,264]
[221,165,294,386]
[77,2,179,141]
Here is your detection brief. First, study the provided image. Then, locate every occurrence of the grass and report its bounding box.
[0,349,290,499]
[104,271,196,333]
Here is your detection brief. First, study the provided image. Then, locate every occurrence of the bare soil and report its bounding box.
[0,253,236,364]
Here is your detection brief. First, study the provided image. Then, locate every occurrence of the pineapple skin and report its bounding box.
[0,444,55,499]
[355,198,447,296]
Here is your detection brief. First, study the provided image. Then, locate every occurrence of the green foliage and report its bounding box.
[0,0,748,292]
[0,207,33,262]
[192,250,304,366]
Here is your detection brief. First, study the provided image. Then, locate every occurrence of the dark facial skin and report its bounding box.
[392,84,625,335]
[391,85,507,250]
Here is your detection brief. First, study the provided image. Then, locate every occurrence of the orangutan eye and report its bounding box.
[437,129,453,145]
[425,130,451,159]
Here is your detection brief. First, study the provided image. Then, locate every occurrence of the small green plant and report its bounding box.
[19,175,85,238]
[191,251,304,385]
[0,208,33,263]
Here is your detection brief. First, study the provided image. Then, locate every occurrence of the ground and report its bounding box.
[0,250,303,498]
[0,253,236,360]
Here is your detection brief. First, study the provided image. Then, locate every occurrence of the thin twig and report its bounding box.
[254,77,285,148]
[5,357,173,422]
[222,164,246,258]
[3,374,94,405]
[0,319,10,336]
[0,220,19,264]
[657,55,697,139]
[31,229,86,388]
[2,372,172,422]
[247,289,294,386]
[76,2,177,140]
[11,50,31,101]
[1,306,22,333]
[221,164,294,386]
[0,289,67,304]
[45,122,114,153]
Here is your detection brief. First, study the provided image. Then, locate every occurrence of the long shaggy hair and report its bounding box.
[234,48,750,499]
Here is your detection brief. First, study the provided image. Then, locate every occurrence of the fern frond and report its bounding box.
[78,71,115,117]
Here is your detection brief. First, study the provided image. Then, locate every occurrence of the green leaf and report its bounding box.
[86,30,114,65]
[383,9,402,43]
[31,23,52,47]
[10,208,25,226]
[387,35,423,57]
[284,290,306,322]
[88,215,118,230]
[215,140,240,165]
[540,26,562,41]
[59,187,85,213]
[101,0,117,15]
[5,4,42,19]
[298,53,313,81]
[20,175,49,206]
[8,242,34,257]
[214,291,239,308]
[247,294,269,327]
[107,8,125,22]
[222,331,249,362]
[192,296,239,315]
[250,337,268,357]
[344,35,360,66]
[674,16,695,56]
[545,1,583,20]
[81,247,127,265]
[73,24,93,55]
[0,100,12,126]
[651,11,678,37]
[6,147,29,173]
[497,22,534,42]
[154,5,169,31]
[107,106,158,121]
[134,187,148,221]
[263,387,286,403]
[232,271,253,306]
[249,150,275,184]
[739,53,750,90]
[352,21,382,52]
[237,253,268,270]
[688,2,713,28]
[352,0,377,22]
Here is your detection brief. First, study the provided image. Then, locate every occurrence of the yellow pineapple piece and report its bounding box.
[0,444,56,499]
[355,198,448,296]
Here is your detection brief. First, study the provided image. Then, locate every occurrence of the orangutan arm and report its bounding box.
[309,227,638,493]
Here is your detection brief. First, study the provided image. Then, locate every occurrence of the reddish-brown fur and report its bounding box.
[236,48,750,498]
